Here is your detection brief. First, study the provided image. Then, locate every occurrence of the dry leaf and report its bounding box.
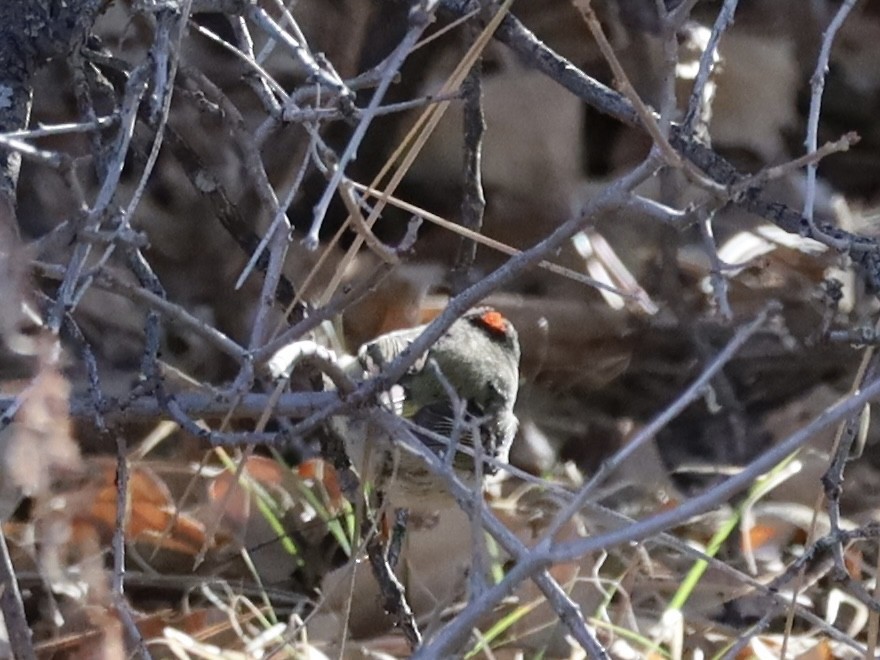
[63,458,212,559]
[6,354,81,497]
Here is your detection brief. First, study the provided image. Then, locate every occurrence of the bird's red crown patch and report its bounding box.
[478,309,508,336]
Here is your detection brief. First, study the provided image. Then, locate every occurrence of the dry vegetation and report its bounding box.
[3,0,880,657]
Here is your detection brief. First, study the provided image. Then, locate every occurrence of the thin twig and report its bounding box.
[735,131,860,194]
[450,24,486,294]
[625,194,692,226]
[0,390,335,423]
[339,182,400,264]
[305,4,437,247]
[35,261,249,362]
[247,4,351,102]
[681,0,739,133]
[803,0,861,226]
[1,116,116,139]
[366,534,422,649]
[46,63,149,332]
[114,592,151,659]
[0,530,35,660]
[112,435,129,596]
[111,439,149,658]
[698,208,733,319]
[574,0,682,167]
[0,133,71,169]
[234,107,314,293]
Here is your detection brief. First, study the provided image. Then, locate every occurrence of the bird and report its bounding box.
[342,307,521,512]
[269,307,521,513]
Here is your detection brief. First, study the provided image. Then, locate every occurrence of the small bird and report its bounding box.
[343,307,521,512]
[269,307,521,512]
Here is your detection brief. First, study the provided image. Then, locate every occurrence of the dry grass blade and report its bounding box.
[347,179,634,296]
